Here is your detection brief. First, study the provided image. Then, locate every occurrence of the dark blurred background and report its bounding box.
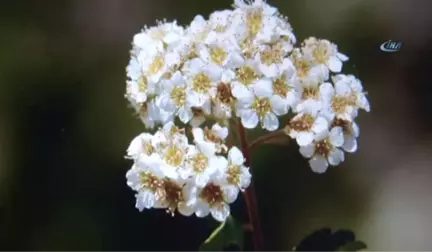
[1,0,432,250]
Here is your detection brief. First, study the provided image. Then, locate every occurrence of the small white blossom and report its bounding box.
[302,37,349,74]
[126,154,166,210]
[192,123,229,154]
[216,146,251,197]
[299,126,345,173]
[193,177,235,222]
[286,110,329,146]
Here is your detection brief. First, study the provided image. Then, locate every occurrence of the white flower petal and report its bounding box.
[136,191,156,210]
[210,203,230,222]
[178,107,193,123]
[342,135,357,153]
[228,146,245,166]
[337,52,349,61]
[240,109,259,129]
[178,203,195,216]
[195,202,210,218]
[309,155,329,173]
[352,122,360,138]
[296,131,314,146]
[252,79,273,98]
[312,117,329,134]
[328,56,342,72]
[299,144,315,158]
[192,128,205,142]
[262,113,279,131]
[329,126,344,147]
[197,141,216,157]
[335,81,351,96]
[270,95,288,116]
[328,148,345,166]
[212,124,229,139]
[319,82,335,102]
[223,185,239,204]
[232,83,254,106]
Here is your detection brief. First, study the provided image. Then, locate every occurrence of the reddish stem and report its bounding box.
[237,122,264,251]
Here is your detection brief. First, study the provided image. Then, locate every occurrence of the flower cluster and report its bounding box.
[124,0,370,220]
[126,122,251,222]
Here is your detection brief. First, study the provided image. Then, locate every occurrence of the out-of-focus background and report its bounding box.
[1,0,432,250]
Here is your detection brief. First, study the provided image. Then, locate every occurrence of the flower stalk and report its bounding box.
[238,121,264,251]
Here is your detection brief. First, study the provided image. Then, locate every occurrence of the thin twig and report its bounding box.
[237,121,264,251]
[248,129,287,153]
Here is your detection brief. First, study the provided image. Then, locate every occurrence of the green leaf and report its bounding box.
[199,216,244,251]
[337,241,367,251]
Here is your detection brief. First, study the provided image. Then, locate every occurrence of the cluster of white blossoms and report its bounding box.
[126,122,251,222]
[125,0,370,220]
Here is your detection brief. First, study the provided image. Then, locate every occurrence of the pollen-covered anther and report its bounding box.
[142,141,155,155]
[236,66,259,85]
[148,55,165,74]
[162,179,184,214]
[289,114,315,131]
[302,87,319,100]
[246,8,263,38]
[138,75,148,92]
[193,73,212,93]
[170,86,186,106]
[210,47,227,66]
[331,96,351,115]
[294,58,311,78]
[139,171,164,192]
[227,164,241,185]
[314,138,332,157]
[200,183,224,207]
[252,97,271,117]
[192,153,208,173]
[261,44,284,65]
[204,127,223,144]
[312,41,332,64]
[165,146,184,167]
[169,125,185,136]
[273,76,291,97]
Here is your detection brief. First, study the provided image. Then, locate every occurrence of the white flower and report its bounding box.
[183,58,221,108]
[294,79,332,114]
[334,74,370,113]
[232,0,281,43]
[299,126,345,173]
[193,178,235,222]
[157,71,194,124]
[126,57,157,104]
[133,20,184,53]
[200,38,244,71]
[302,37,349,74]
[321,74,371,121]
[291,48,328,83]
[126,132,156,160]
[270,61,300,115]
[126,154,166,211]
[331,118,360,153]
[156,177,197,216]
[184,143,227,187]
[235,78,285,131]
[192,123,229,154]
[286,111,329,146]
[216,146,251,197]
[186,15,210,43]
